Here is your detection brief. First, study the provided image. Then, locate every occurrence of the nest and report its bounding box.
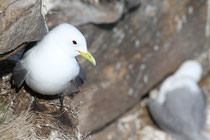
[0,74,81,140]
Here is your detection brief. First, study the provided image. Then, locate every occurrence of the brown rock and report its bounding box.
[45,0,140,26]
[1,0,209,138]
[0,0,48,54]
[89,74,210,140]
[70,0,210,134]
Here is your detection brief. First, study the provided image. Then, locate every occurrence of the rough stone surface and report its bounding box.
[0,0,48,54]
[0,0,209,139]
[89,74,210,140]
[69,0,210,134]
[45,0,140,26]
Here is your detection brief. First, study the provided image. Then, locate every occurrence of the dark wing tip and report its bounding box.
[73,60,86,88]
[12,61,28,87]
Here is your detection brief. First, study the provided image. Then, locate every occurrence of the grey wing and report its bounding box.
[12,61,28,87]
[73,59,86,88]
[192,89,207,131]
[148,99,177,133]
[149,88,207,140]
[164,87,206,134]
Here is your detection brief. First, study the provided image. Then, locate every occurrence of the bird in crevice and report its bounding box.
[148,60,208,140]
[12,23,96,111]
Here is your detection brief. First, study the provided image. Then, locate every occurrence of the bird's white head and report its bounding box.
[174,60,202,82]
[45,23,96,65]
[157,60,202,104]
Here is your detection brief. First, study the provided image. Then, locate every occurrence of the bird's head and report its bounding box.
[47,23,96,65]
[174,60,202,82]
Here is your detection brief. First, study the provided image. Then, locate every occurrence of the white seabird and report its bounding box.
[148,60,208,140]
[12,23,96,111]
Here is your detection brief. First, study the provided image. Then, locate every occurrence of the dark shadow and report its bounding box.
[23,41,38,53]
[125,1,141,13]
[140,91,150,100]
[23,83,64,113]
[90,2,141,30]
[23,83,62,101]
[51,111,73,127]
[93,22,118,30]
[0,60,16,77]
[0,41,38,78]
[24,83,74,128]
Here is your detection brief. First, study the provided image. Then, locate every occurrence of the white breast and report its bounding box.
[24,46,79,95]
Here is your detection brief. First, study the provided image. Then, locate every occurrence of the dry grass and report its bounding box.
[0,102,11,124]
[0,110,36,140]
[0,73,80,140]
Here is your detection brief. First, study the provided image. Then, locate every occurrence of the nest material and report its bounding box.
[0,74,80,140]
[0,110,36,140]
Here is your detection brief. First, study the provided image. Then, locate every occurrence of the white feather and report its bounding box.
[21,23,87,95]
[156,60,203,104]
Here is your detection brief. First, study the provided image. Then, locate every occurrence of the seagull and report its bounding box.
[12,23,96,111]
[148,60,208,140]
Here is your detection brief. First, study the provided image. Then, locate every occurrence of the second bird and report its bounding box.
[148,60,208,140]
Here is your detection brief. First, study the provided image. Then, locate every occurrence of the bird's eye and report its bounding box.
[72,40,77,45]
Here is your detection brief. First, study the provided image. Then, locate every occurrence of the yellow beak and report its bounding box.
[79,51,96,66]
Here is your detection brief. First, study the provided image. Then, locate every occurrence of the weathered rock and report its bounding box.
[0,0,48,54]
[68,0,210,134]
[89,74,210,140]
[1,0,209,138]
[89,101,174,140]
[0,74,80,140]
[45,0,140,26]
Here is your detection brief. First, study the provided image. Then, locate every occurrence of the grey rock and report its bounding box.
[46,0,140,26]
[0,0,48,54]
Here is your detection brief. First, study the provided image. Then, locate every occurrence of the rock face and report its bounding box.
[45,0,140,26]
[89,74,210,140]
[67,0,210,134]
[0,0,209,139]
[0,0,48,54]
